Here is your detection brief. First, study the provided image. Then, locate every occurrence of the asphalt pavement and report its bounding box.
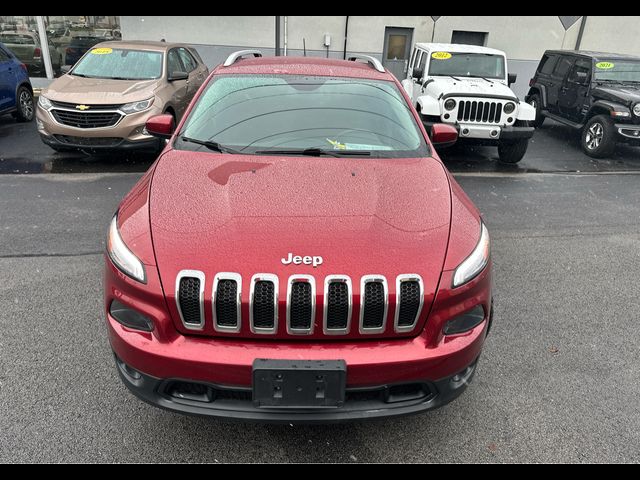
[0,118,639,463]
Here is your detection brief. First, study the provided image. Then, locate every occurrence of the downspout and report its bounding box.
[575,16,587,50]
[275,16,281,56]
[284,16,288,56]
[343,16,349,60]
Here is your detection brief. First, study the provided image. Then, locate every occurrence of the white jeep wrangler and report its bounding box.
[402,43,536,164]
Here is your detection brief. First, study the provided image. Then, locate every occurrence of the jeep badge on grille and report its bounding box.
[281,253,323,268]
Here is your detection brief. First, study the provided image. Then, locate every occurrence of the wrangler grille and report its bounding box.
[457,100,503,124]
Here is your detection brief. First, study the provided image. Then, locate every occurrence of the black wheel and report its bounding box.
[527,93,545,128]
[498,121,530,164]
[15,86,35,122]
[582,114,616,158]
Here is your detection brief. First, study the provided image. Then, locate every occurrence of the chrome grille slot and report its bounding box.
[213,273,242,333]
[394,275,424,332]
[287,275,315,334]
[250,274,278,334]
[324,276,352,334]
[360,276,388,334]
[457,100,503,124]
[176,270,205,330]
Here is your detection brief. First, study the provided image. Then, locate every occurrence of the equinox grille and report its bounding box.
[288,281,313,331]
[51,109,122,129]
[361,280,386,330]
[215,279,239,327]
[397,281,421,327]
[326,281,349,331]
[252,280,276,330]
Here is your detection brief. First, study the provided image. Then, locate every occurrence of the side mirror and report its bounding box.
[412,67,424,80]
[61,65,71,74]
[168,70,188,82]
[508,72,517,86]
[430,124,458,147]
[145,114,175,139]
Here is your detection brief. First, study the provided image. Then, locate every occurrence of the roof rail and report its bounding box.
[223,49,263,67]
[346,54,385,73]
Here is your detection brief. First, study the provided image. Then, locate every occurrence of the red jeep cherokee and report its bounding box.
[104,51,492,422]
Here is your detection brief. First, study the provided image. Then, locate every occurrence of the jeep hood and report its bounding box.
[149,150,453,334]
[593,85,640,105]
[43,74,157,104]
[424,77,516,100]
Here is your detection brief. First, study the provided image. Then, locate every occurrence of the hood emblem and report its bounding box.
[75,104,90,111]
[281,253,323,268]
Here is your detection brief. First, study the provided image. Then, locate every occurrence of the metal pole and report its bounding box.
[36,16,54,80]
[575,16,587,50]
[343,16,349,60]
[275,16,281,56]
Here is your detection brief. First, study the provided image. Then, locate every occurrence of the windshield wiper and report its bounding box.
[180,136,241,154]
[449,75,462,81]
[254,147,371,157]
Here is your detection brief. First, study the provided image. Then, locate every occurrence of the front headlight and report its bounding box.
[633,103,640,117]
[38,95,52,110]
[107,215,146,283]
[452,222,490,288]
[120,97,154,115]
[503,102,516,114]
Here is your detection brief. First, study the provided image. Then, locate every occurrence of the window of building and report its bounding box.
[451,30,488,46]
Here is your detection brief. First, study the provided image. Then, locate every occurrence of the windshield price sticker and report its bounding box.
[432,52,452,60]
[596,62,615,70]
[91,47,113,55]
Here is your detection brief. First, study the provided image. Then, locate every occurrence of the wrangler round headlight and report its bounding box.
[503,102,516,114]
[444,99,456,111]
[633,103,640,117]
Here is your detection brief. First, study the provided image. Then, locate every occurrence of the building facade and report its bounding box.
[3,16,640,98]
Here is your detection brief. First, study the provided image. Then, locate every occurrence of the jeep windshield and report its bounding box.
[176,74,430,158]
[428,53,506,80]
[71,48,163,80]
[594,60,640,84]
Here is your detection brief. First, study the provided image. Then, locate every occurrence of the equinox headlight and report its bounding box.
[38,95,52,110]
[633,103,640,117]
[503,102,516,114]
[452,222,490,288]
[120,98,153,114]
[107,215,146,283]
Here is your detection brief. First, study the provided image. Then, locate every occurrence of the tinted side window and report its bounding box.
[553,56,574,78]
[167,49,184,76]
[567,58,591,84]
[178,48,197,72]
[539,54,558,75]
[418,51,427,70]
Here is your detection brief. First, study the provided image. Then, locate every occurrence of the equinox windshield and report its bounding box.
[428,53,505,80]
[177,75,429,157]
[594,60,640,83]
[71,48,163,80]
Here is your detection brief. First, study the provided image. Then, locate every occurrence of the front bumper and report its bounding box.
[423,121,534,141]
[114,352,480,423]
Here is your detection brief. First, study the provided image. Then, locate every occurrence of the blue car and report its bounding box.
[0,42,34,122]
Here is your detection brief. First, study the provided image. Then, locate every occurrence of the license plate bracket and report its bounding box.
[252,359,346,409]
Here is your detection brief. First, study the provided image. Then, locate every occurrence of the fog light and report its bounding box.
[109,299,154,332]
[36,118,44,130]
[490,130,498,138]
[115,356,142,382]
[444,113,450,120]
[450,363,476,389]
[507,117,514,123]
[462,128,469,135]
[443,305,485,335]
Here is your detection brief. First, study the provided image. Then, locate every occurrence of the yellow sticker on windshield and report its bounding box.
[326,139,347,150]
[596,61,615,69]
[432,51,452,60]
[91,47,113,55]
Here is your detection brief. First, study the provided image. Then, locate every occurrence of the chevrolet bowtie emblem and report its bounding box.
[75,105,90,111]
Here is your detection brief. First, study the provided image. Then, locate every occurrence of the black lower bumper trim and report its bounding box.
[114,354,479,423]
[40,133,160,152]
[499,126,535,140]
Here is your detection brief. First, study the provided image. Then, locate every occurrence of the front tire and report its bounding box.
[15,86,35,122]
[582,114,616,158]
[528,93,545,128]
[498,121,530,164]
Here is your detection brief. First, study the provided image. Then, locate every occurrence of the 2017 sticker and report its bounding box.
[91,47,113,55]
[432,52,452,60]
[596,62,615,70]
